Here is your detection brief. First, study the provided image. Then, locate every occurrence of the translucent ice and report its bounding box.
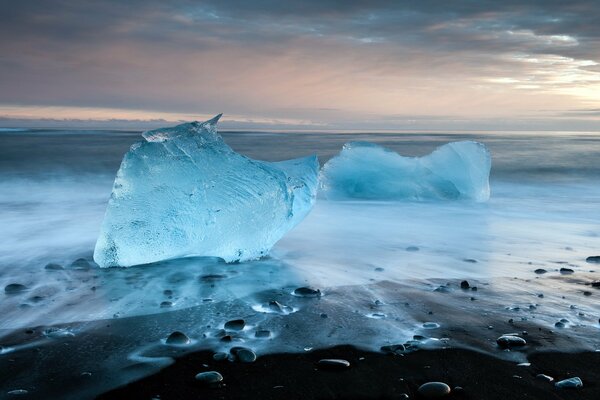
[94,115,318,267]
[320,141,491,201]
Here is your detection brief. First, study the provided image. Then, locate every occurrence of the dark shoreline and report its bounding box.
[99,345,600,400]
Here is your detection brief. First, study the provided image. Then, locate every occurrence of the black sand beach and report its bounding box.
[101,346,599,399]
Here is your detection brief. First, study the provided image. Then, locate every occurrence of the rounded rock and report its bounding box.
[195,371,223,386]
[317,358,350,370]
[460,280,470,289]
[417,382,451,398]
[224,319,245,331]
[4,284,27,294]
[555,377,582,389]
[230,347,257,363]
[44,263,64,271]
[165,331,191,345]
[293,287,322,298]
[496,335,526,349]
[536,374,554,382]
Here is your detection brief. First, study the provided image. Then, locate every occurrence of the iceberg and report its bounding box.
[94,115,319,268]
[320,141,491,201]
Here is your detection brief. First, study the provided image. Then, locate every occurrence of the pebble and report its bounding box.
[460,280,470,289]
[591,281,600,288]
[165,331,191,345]
[44,263,64,270]
[586,256,600,263]
[320,313,328,318]
[70,258,91,270]
[7,390,28,396]
[212,352,229,361]
[255,330,271,338]
[224,319,245,331]
[293,287,321,298]
[496,335,526,349]
[463,258,477,263]
[555,377,583,389]
[583,291,592,296]
[195,371,223,386]
[316,359,350,370]
[554,321,565,328]
[536,374,554,382]
[380,344,405,354]
[517,362,531,367]
[534,268,547,274]
[406,246,420,252]
[417,382,451,398]
[160,301,172,308]
[4,284,27,294]
[559,268,574,274]
[230,347,257,363]
[374,267,384,272]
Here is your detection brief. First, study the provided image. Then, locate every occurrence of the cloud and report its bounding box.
[0,1,599,129]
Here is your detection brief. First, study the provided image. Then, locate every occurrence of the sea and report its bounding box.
[0,127,599,397]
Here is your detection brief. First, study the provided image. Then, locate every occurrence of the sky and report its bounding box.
[1,0,600,131]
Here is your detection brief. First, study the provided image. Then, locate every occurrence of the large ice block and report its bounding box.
[320,141,491,201]
[94,115,319,267]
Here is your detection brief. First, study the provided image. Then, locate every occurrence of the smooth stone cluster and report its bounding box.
[496,335,526,349]
[165,331,191,345]
[316,359,350,370]
[555,377,583,389]
[417,382,451,398]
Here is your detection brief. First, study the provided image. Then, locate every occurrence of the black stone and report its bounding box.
[44,263,64,270]
[224,319,245,331]
[4,283,27,294]
[316,359,350,370]
[496,335,526,349]
[560,268,574,274]
[586,256,600,264]
[417,382,451,398]
[534,269,547,274]
[165,331,191,345]
[293,287,321,298]
[195,371,223,386]
[255,330,271,338]
[70,258,91,270]
[460,280,470,289]
[381,344,405,354]
[230,347,257,363]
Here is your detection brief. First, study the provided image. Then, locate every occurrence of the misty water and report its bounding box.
[1,128,599,396]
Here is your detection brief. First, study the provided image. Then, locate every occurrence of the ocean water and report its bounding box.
[1,128,599,396]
